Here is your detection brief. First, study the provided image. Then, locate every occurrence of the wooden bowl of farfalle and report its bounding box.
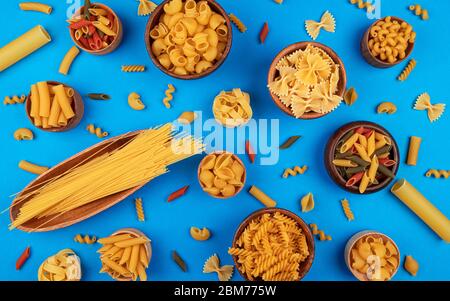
[197,151,246,199]
[267,41,347,119]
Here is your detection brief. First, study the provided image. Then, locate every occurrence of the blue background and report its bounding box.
[0,0,449,281]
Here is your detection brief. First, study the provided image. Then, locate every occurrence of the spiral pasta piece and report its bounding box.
[4,95,26,105]
[397,59,416,81]
[74,234,97,244]
[341,198,355,221]
[309,223,332,241]
[282,166,308,178]
[409,4,429,20]
[135,197,145,222]
[229,13,247,33]
[425,169,450,179]
[349,0,374,12]
[121,65,146,72]
[86,124,109,138]
[163,84,175,108]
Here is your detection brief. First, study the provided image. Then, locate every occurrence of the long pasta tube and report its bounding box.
[19,2,53,14]
[54,85,75,119]
[18,160,49,175]
[248,185,277,207]
[48,95,61,127]
[37,81,51,117]
[59,46,80,75]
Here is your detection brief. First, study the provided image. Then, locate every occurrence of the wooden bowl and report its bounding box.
[69,3,123,55]
[267,41,347,119]
[25,81,84,132]
[324,121,399,194]
[109,228,152,281]
[10,131,145,232]
[344,230,400,281]
[145,0,233,80]
[231,208,315,281]
[197,151,246,199]
[361,16,414,68]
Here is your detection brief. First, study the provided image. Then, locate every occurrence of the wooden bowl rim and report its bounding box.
[25,81,84,132]
[324,120,399,194]
[267,41,347,120]
[109,228,152,281]
[144,0,233,80]
[231,207,315,281]
[362,16,414,67]
[69,3,122,54]
[344,230,400,281]
[197,151,246,199]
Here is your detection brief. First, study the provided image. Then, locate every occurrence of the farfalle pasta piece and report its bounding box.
[305,11,336,40]
[212,88,253,128]
[203,254,234,281]
[137,0,157,16]
[414,92,446,122]
[300,192,315,212]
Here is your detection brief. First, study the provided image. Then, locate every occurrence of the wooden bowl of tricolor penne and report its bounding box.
[324,121,399,194]
[25,81,84,132]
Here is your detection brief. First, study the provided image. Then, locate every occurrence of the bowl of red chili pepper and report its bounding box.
[68,2,123,55]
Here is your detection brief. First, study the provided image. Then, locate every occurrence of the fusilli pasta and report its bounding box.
[135,197,145,222]
[408,4,429,20]
[282,166,308,178]
[425,169,450,179]
[163,84,175,108]
[4,95,26,105]
[229,13,247,33]
[74,234,97,244]
[309,223,332,241]
[341,198,355,221]
[349,0,374,12]
[86,124,109,138]
[121,65,146,72]
[397,59,416,81]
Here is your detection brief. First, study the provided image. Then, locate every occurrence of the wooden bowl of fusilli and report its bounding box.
[230,208,314,281]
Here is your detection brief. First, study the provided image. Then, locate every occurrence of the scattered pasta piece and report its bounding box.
[135,197,145,222]
[163,84,175,109]
[38,249,81,281]
[425,169,450,179]
[59,46,80,75]
[229,13,247,33]
[178,111,197,124]
[137,0,157,16]
[121,65,146,72]
[203,254,234,281]
[245,140,256,164]
[213,89,253,127]
[16,246,31,270]
[18,160,49,175]
[341,198,354,221]
[301,193,315,212]
[172,250,187,272]
[279,135,301,149]
[349,0,375,13]
[273,0,283,4]
[404,255,419,276]
[305,11,336,40]
[408,4,429,20]
[414,93,445,123]
[406,136,421,166]
[4,95,26,105]
[343,87,358,106]
[397,59,416,81]
[86,124,109,138]
[248,185,277,207]
[128,92,145,110]
[259,22,269,43]
[19,2,52,14]
[377,102,397,114]
[14,128,34,141]
[309,223,331,241]
[282,165,308,178]
[167,185,189,202]
[74,234,97,244]
[190,227,211,241]
[87,93,110,100]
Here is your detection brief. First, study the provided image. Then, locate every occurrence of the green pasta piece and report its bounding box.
[338,130,355,146]
[279,135,301,149]
[346,166,366,175]
[374,145,391,157]
[87,93,110,100]
[347,155,370,167]
[378,165,394,178]
[84,0,91,19]
[335,151,352,159]
[172,250,187,272]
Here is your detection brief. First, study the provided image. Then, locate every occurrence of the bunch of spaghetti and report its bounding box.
[10,123,203,230]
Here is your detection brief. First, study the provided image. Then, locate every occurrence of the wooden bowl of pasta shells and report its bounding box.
[25,81,84,132]
[69,3,123,55]
[267,41,347,120]
[231,208,315,281]
[324,121,399,194]
[145,0,233,80]
[345,231,400,281]
[361,16,415,68]
[197,151,246,199]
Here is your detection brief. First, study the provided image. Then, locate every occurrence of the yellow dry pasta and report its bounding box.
[92,21,117,36]
[121,65,146,72]
[137,0,157,16]
[163,84,175,108]
[377,102,397,114]
[273,0,283,3]
[229,13,247,33]
[414,93,446,123]
[305,11,336,40]
[425,169,450,179]
[135,197,145,222]
[349,0,374,12]
[309,223,332,241]
[300,192,315,212]
[59,46,80,75]
[18,160,49,175]
[190,227,211,241]
[408,4,429,20]
[343,87,358,106]
[128,92,146,110]
[397,59,416,81]
[3,95,26,105]
[86,124,109,138]
[341,198,354,221]
[38,249,81,281]
[404,255,419,276]
[14,128,34,141]
[248,185,277,207]
[203,254,234,281]
[178,111,197,124]
[282,165,308,178]
[406,136,421,166]
[213,88,253,128]
[74,234,97,244]
[19,2,52,14]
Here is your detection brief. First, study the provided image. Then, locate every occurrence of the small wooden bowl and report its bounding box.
[324,121,399,194]
[267,41,347,119]
[197,151,246,199]
[361,16,414,68]
[145,0,233,80]
[109,228,152,281]
[69,3,123,55]
[344,230,400,281]
[25,81,84,132]
[231,208,315,281]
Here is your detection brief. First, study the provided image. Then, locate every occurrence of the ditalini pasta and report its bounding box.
[190,227,211,241]
[248,185,277,207]
[59,46,80,75]
[14,128,34,141]
[404,255,419,276]
[0,25,51,72]
[409,4,429,20]
[128,92,145,110]
[19,2,52,14]
[406,136,421,166]
[391,179,450,242]
[203,254,233,281]
[18,160,49,175]
[305,11,336,40]
[38,249,82,281]
[425,169,450,179]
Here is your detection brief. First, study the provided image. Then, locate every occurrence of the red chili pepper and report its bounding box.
[16,246,30,270]
[346,172,364,187]
[259,22,269,44]
[167,185,189,202]
[68,19,92,30]
[245,140,256,164]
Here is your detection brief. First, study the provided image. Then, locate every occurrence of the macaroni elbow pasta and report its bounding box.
[18,160,49,175]
[190,227,211,241]
[377,102,397,114]
[14,128,34,141]
[128,92,146,110]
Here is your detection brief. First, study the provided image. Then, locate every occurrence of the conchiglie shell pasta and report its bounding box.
[221,184,236,197]
[214,153,232,170]
[215,167,234,180]
[204,187,220,196]
[209,13,225,30]
[213,177,227,189]
[357,242,372,260]
[201,154,216,170]
[199,170,214,188]
[231,160,244,180]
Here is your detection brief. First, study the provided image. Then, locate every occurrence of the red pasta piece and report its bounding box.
[88,24,96,35]
[68,19,91,30]
[89,15,96,21]
[107,13,115,29]
[78,36,90,49]
[16,246,30,270]
[379,158,397,167]
[363,129,374,138]
[245,140,256,164]
[167,185,189,202]
[259,22,269,44]
[92,31,103,49]
[355,127,366,134]
[346,172,364,187]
